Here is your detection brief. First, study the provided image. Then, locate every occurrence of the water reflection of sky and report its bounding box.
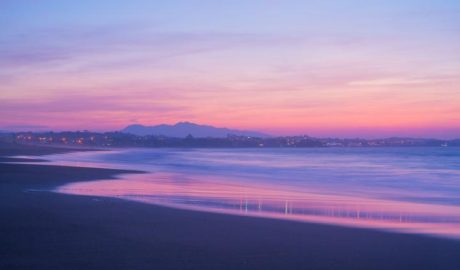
[57,172,460,239]
[36,147,460,239]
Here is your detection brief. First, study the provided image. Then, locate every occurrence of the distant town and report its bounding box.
[1,131,458,148]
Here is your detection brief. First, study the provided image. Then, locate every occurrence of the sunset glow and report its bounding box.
[1,1,459,138]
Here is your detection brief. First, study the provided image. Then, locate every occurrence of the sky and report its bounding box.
[1,0,459,138]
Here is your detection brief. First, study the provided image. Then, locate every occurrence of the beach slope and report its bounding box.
[1,146,459,269]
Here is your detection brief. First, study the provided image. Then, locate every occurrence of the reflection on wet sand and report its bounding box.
[56,172,460,239]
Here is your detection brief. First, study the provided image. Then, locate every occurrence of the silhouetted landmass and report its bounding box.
[0,131,458,148]
[122,122,269,138]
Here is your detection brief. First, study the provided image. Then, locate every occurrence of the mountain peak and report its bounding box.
[174,121,196,126]
[122,122,269,138]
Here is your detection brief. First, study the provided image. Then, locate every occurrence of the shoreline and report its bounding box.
[1,145,460,269]
[56,172,460,241]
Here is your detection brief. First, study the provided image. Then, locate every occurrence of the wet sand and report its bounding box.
[1,144,459,269]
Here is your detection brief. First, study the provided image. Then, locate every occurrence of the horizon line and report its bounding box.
[2,128,459,141]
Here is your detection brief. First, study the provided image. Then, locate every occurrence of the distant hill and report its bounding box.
[121,122,270,138]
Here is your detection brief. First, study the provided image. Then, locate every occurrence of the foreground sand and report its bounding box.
[1,145,460,269]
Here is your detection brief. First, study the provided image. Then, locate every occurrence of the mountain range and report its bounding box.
[122,122,270,138]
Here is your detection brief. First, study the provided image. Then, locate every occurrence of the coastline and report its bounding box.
[1,145,460,269]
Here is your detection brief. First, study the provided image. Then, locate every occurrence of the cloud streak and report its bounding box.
[1,1,459,137]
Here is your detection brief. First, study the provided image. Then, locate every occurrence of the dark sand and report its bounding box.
[1,145,460,269]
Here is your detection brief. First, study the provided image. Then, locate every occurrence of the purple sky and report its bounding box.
[1,1,459,138]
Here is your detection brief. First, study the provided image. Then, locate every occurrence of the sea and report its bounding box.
[36,147,460,239]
